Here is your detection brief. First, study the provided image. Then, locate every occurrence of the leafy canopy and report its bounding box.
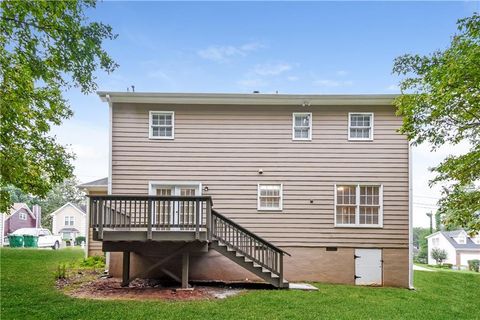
[393,13,480,234]
[0,0,117,212]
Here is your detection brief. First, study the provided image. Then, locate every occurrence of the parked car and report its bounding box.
[8,228,62,249]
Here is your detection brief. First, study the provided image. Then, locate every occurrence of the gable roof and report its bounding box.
[5,203,36,219]
[77,177,108,188]
[49,202,86,217]
[428,229,480,250]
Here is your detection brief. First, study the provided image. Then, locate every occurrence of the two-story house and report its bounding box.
[426,230,480,267]
[87,92,412,289]
[50,203,87,243]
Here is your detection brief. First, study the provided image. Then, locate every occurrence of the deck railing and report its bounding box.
[211,209,290,278]
[89,195,212,240]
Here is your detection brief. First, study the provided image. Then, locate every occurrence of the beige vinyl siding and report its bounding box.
[111,103,409,249]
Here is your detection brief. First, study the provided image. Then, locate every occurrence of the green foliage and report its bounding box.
[74,236,86,246]
[54,263,67,280]
[467,259,479,272]
[393,13,480,234]
[413,227,431,263]
[79,255,105,269]
[0,0,117,213]
[431,248,448,265]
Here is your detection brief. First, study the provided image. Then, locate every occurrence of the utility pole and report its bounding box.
[426,212,433,234]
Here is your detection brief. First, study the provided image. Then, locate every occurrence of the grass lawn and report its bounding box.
[1,248,479,320]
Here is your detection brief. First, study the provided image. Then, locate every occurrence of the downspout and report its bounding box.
[408,143,414,289]
[106,94,112,274]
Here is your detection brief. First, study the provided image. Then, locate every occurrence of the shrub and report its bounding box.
[431,248,448,265]
[468,259,480,272]
[75,236,86,246]
[55,263,67,279]
[79,255,105,269]
[442,263,453,269]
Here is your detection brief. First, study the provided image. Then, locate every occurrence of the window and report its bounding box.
[18,212,27,220]
[432,237,440,247]
[457,235,466,244]
[335,184,383,227]
[292,113,312,140]
[149,111,174,139]
[64,216,74,226]
[258,184,283,211]
[348,113,373,140]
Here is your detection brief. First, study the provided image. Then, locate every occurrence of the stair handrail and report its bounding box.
[211,209,290,256]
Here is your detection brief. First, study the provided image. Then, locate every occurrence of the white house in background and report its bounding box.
[426,230,480,267]
[50,203,87,242]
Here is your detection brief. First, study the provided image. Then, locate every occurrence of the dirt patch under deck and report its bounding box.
[58,273,246,301]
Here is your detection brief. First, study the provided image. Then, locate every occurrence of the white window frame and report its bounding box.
[348,112,374,141]
[257,184,283,211]
[64,216,75,226]
[149,111,175,140]
[18,212,27,220]
[292,112,312,141]
[334,183,383,228]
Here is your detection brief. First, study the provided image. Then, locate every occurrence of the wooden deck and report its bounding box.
[88,195,289,288]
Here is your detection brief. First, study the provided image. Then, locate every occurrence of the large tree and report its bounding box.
[0,0,117,212]
[393,13,480,234]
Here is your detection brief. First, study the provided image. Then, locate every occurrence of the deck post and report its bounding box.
[98,199,104,240]
[279,253,284,288]
[206,199,212,241]
[181,252,189,289]
[147,199,152,240]
[121,251,131,287]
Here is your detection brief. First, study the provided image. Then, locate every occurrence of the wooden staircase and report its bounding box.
[209,209,290,288]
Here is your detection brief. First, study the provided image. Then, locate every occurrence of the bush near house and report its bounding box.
[431,248,448,265]
[468,259,480,272]
[74,236,86,246]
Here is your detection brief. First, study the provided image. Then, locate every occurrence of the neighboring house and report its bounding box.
[87,92,411,289]
[426,230,480,267]
[50,202,87,242]
[77,178,108,256]
[3,203,38,238]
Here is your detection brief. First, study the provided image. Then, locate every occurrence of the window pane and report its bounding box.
[336,206,356,224]
[295,115,309,127]
[152,114,160,125]
[259,185,281,209]
[156,188,172,196]
[351,114,371,127]
[336,185,356,205]
[294,128,309,139]
[350,128,371,139]
[360,186,379,205]
[359,206,379,225]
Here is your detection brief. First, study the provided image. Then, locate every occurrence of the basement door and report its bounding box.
[354,249,382,286]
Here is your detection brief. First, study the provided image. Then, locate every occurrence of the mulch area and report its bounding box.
[57,271,246,301]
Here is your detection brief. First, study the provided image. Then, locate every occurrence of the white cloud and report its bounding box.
[287,76,299,81]
[51,120,108,184]
[336,70,348,76]
[252,62,292,76]
[197,42,263,62]
[237,78,268,88]
[386,84,399,91]
[313,79,353,87]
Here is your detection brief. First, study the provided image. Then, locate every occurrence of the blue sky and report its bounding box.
[57,1,478,227]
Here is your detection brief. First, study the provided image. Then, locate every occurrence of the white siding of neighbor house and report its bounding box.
[459,251,480,266]
[51,204,86,238]
[427,234,457,265]
[110,103,409,249]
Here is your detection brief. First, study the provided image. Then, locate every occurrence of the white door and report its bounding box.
[153,185,200,227]
[355,249,382,286]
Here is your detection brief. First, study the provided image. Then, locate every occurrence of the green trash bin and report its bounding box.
[23,235,39,248]
[8,235,24,248]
